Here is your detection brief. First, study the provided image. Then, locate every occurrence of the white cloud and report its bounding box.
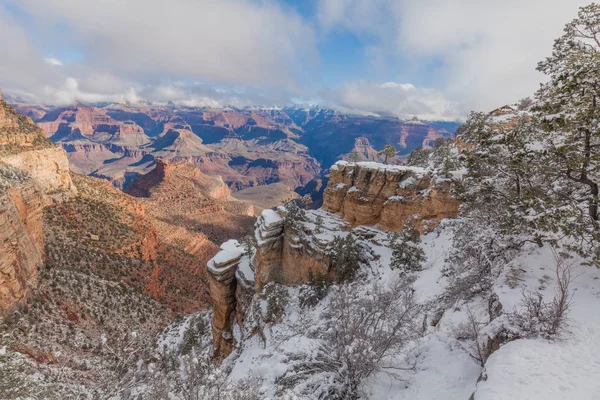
[44,58,63,66]
[328,80,462,121]
[13,0,316,88]
[317,0,590,112]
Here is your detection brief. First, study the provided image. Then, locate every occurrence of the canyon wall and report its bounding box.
[323,161,459,232]
[0,182,44,315]
[0,97,75,315]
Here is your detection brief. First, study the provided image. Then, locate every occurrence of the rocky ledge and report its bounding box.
[323,161,459,232]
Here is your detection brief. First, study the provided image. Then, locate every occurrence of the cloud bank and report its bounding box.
[0,0,593,120]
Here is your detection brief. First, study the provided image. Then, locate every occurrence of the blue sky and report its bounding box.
[0,0,591,120]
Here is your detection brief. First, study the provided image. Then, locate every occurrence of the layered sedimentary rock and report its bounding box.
[323,161,460,232]
[0,181,44,315]
[0,96,75,314]
[207,240,245,359]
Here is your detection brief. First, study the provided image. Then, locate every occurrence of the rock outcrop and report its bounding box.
[0,173,44,315]
[323,161,460,232]
[0,97,75,315]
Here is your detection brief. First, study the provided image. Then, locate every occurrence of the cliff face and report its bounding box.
[323,161,460,232]
[0,181,44,314]
[0,98,75,315]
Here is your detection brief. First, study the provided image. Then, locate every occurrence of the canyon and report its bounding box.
[9,101,458,194]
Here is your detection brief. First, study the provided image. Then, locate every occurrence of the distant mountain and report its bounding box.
[10,101,459,190]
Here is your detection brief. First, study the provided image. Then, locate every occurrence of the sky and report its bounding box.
[0,0,591,121]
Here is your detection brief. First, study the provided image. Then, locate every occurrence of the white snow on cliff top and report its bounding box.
[333,160,427,175]
[261,209,283,228]
[208,239,244,270]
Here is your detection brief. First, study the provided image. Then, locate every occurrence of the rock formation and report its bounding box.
[207,160,461,357]
[0,96,76,315]
[323,161,460,232]
[0,170,44,314]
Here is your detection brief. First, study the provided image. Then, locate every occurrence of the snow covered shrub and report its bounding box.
[453,307,486,366]
[327,234,362,282]
[445,216,522,303]
[509,255,574,339]
[407,146,431,167]
[299,270,329,308]
[389,223,425,275]
[278,279,423,399]
[263,283,290,324]
[283,200,306,231]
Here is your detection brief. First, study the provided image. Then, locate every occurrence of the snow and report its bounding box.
[0,346,6,356]
[335,160,427,175]
[261,209,283,228]
[472,245,600,400]
[208,239,243,271]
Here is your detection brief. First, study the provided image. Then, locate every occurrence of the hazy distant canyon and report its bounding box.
[11,101,458,198]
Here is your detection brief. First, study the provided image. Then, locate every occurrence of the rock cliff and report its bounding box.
[323,161,460,232]
[0,97,75,315]
[0,168,44,315]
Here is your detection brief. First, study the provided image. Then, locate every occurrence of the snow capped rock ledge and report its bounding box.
[332,160,427,176]
[207,239,244,281]
[324,161,459,232]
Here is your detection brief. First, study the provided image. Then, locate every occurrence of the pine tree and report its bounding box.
[407,146,430,167]
[536,3,600,227]
[328,234,362,282]
[389,223,425,275]
[378,144,397,164]
[314,215,324,234]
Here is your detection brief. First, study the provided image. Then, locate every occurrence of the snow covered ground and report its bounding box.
[155,209,600,399]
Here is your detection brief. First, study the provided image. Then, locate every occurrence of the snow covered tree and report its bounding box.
[283,200,306,231]
[301,194,312,210]
[431,138,459,178]
[242,234,257,257]
[327,234,362,282]
[534,3,600,258]
[407,146,430,167]
[389,223,426,275]
[314,215,324,234]
[456,110,549,242]
[378,144,396,164]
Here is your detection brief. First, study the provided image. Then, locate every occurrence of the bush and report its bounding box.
[327,234,362,282]
[389,223,426,275]
[263,283,290,324]
[299,270,329,308]
[279,280,423,399]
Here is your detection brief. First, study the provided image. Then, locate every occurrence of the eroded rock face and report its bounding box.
[207,240,244,359]
[0,98,75,314]
[323,161,459,232]
[2,148,76,201]
[0,182,44,315]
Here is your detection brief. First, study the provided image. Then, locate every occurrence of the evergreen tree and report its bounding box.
[389,223,425,275]
[378,144,397,164]
[536,3,600,231]
[327,234,362,282]
[407,146,430,167]
[283,200,306,231]
[314,215,324,234]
